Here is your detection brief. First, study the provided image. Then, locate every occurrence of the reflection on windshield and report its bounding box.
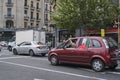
[105,37,118,48]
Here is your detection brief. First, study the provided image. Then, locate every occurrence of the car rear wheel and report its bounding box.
[13,49,18,55]
[50,55,59,65]
[29,50,35,56]
[41,54,46,57]
[92,59,105,72]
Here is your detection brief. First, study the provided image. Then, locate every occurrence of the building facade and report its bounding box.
[0,0,52,41]
[0,0,46,29]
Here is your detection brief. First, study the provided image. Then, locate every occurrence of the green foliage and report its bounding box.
[52,0,120,30]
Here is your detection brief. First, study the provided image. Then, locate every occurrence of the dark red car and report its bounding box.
[48,36,120,72]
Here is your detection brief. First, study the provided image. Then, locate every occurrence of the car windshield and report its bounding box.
[104,37,118,48]
[33,41,44,45]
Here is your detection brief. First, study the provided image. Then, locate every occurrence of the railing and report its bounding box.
[36,18,41,22]
[6,2,14,7]
[24,15,29,20]
[24,5,29,9]
[31,6,35,10]
[4,15,14,19]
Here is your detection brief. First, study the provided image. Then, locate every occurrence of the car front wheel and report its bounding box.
[92,59,105,72]
[29,50,35,56]
[50,55,59,65]
[13,49,18,55]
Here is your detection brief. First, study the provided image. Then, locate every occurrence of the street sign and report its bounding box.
[101,29,105,37]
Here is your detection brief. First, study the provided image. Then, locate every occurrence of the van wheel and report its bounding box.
[92,59,105,72]
[13,49,18,55]
[50,55,59,65]
[29,50,35,56]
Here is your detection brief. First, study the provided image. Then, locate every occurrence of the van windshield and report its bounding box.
[104,37,118,48]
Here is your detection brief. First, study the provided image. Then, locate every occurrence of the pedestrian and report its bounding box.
[47,40,52,50]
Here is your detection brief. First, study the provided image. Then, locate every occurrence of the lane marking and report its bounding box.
[0,60,107,80]
[0,56,28,60]
[107,72,120,75]
[34,78,45,80]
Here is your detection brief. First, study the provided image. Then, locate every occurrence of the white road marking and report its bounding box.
[34,78,45,80]
[0,60,107,80]
[107,72,120,75]
[0,56,28,60]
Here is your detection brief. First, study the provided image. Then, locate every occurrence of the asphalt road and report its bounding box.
[0,48,120,80]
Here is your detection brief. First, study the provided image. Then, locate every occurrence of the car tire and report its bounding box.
[8,46,12,51]
[13,49,18,55]
[29,50,35,56]
[50,55,59,66]
[41,54,46,57]
[92,59,105,72]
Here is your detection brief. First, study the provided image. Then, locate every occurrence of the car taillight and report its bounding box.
[36,46,41,49]
[106,53,111,59]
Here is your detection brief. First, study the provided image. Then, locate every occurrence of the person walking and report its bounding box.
[47,40,52,50]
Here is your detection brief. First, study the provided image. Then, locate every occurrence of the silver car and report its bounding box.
[12,41,49,56]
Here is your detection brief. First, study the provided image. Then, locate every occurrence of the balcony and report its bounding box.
[24,15,29,20]
[44,9,50,13]
[24,5,29,9]
[31,6,35,10]
[6,2,14,7]
[36,8,41,12]
[45,0,50,3]
[30,17,35,21]
[36,18,41,22]
[44,19,49,23]
[4,15,14,20]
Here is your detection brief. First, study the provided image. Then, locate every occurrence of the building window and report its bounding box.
[45,14,48,20]
[24,22,27,28]
[8,0,12,3]
[36,3,39,9]
[36,13,39,20]
[24,0,27,6]
[7,8,12,16]
[45,4,48,10]
[31,23,33,27]
[31,1,33,7]
[31,12,33,19]
[24,10,27,15]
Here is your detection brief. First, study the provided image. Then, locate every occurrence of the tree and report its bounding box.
[52,0,120,30]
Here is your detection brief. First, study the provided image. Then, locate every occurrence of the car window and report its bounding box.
[64,39,77,48]
[78,38,90,48]
[24,42,31,45]
[33,41,44,45]
[104,37,118,48]
[91,39,101,48]
[56,42,65,49]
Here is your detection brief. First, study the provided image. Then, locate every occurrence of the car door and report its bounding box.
[75,38,91,64]
[17,42,26,54]
[21,42,31,54]
[59,38,78,62]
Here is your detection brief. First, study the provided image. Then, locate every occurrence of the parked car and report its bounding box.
[0,44,2,51]
[0,41,8,47]
[48,36,120,72]
[12,41,49,56]
[8,41,16,51]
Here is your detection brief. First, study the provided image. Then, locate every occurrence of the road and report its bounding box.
[0,48,120,80]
